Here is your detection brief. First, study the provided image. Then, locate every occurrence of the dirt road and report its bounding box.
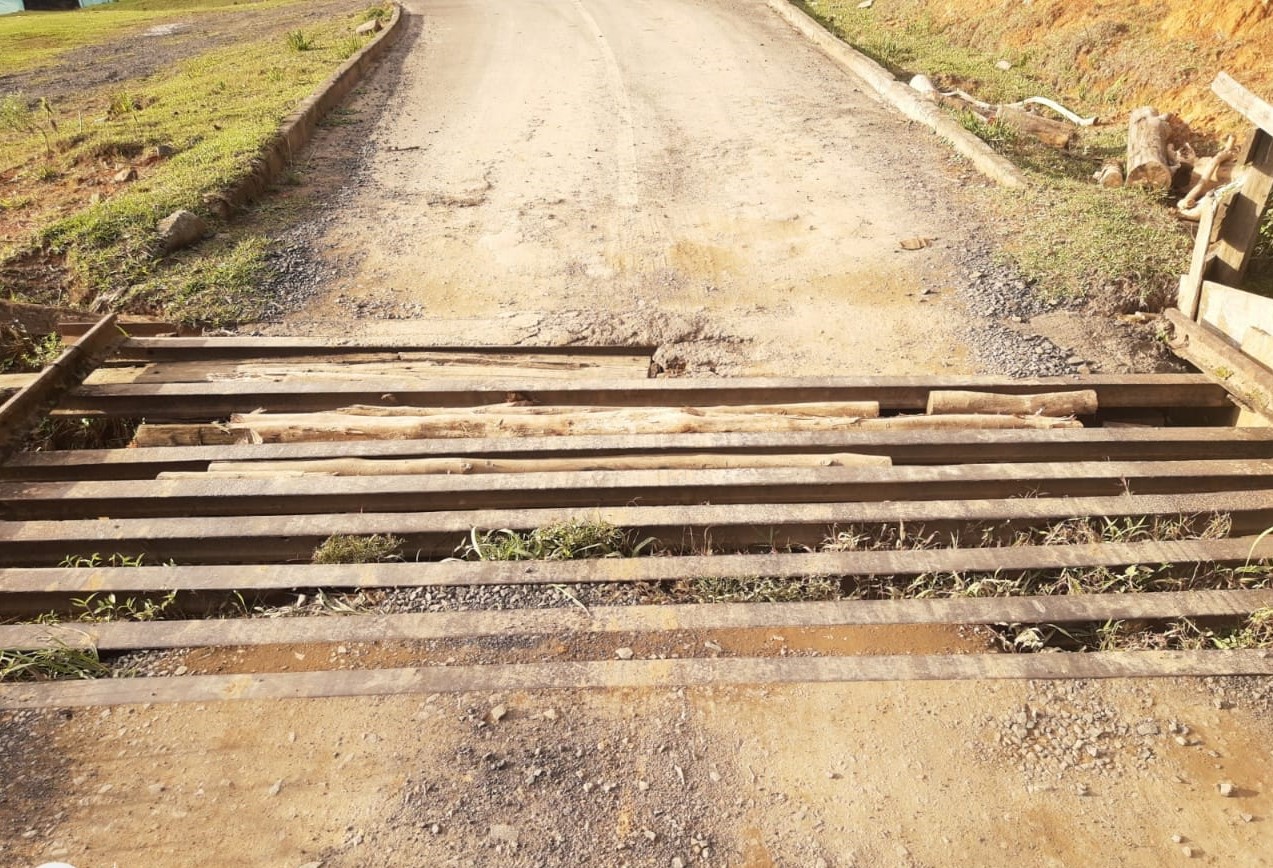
[290,0,974,375]
[3,1,1271,866]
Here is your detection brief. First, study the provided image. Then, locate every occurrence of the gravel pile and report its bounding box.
[954,240,1084,377]
[971,680,1219,790]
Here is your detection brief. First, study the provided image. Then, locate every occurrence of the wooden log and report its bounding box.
[223,410,1081,442]
[1094,160,1124,188]
[1126,106,1173,189]
[12,427,1273,483]
[131,424,245,448]
[337,401,883,418]
[193,452,894,477]
[997,105,1076,149]
[926,390,1097,417]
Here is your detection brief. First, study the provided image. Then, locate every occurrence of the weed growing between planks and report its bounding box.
[312,533,405,564]
[460,520,657,561]
[0,554,182,682]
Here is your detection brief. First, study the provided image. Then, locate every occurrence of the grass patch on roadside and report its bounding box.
[1,2,382,325]
[0,0,299,75]
[800,0,1195,309]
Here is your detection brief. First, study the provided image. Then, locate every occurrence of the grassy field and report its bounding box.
[0,0,299,75]
[0,0,387,329]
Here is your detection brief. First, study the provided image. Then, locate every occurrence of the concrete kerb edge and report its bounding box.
[765,0,1028,189]
[209,2,406,215]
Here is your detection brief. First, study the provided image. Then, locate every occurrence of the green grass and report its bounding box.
[0,645,111,682]
[0,0,301,76]
[667,575,841,604]
[312,533,404,564]
[800,0,1194,310]
[460,520,655,561]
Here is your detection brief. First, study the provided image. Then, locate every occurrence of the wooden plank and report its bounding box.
[113,338,658,363]
[7,590,1272,652]
[1178,191,1224,318]
[5,650,1273,709]
[58,319,182,339]
[0,315,122,461]
[9,428,1273,482]
[1198,280,1273,348]
[1167,308,1273,420]
[1212,72,1273,137]
[184,452,894,478]
[1209,127,1273,286]
[120,357,654,383]
[5,460,1273,520]
[45,375,1229,419]
[2,490,1269,565]
[2,535,1271,595]
[1241,327,1273,373]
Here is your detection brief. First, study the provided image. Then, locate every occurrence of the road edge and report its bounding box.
[765,0,1028,189]
[209,2,406,215]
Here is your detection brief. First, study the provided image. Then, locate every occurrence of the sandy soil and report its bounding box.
[3,1,1272,866]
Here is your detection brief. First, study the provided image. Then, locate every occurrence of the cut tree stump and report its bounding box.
[1126,106,1173,189]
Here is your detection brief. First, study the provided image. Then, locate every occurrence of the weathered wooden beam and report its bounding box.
[5,650,1273,709]
[44,375,1229,419]
[1212,72,1273,137]
[0,315,122,462]
[1,491,1268,566]
[6,459,1273,520]
[1167,308,1273,421]
[6,589,1271,652]
[113,338,658,362]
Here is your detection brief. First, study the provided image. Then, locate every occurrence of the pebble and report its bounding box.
[1217,781,1235,797]
[615,647,635,660]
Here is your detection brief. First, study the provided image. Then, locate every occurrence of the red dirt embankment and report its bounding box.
[916,0,1272,132]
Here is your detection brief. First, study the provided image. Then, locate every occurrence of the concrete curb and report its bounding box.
[208,2,406,215]
[766,0,1028,189]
